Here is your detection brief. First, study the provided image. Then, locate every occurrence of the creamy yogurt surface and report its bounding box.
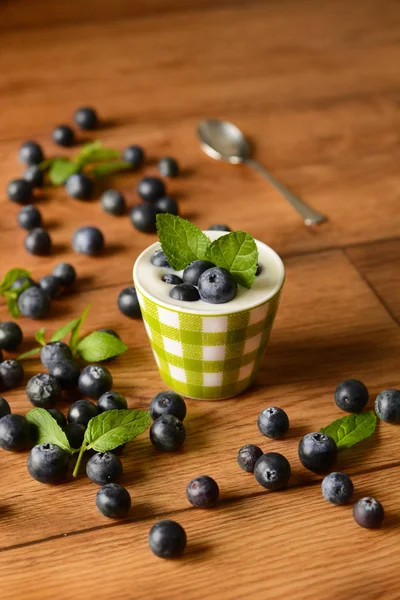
[133,231,285,315]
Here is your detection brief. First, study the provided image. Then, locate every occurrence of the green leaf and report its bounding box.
[69,304,91,351]
[156,214,211,270]
[90,160,132,177]
[206,231,258,289]
[0,268,31,292]
[73,141,102,165]
[51,318,80,343]
[25,408,75,453]
[320,411,377,450]
[74,141,120,168]
[49,159,79,185]
[35,328,46,346]
[39,157,60,171]
[85,409,151,452]
[17,347,42,360]
[6,296,20,318]
[76,332,128,362]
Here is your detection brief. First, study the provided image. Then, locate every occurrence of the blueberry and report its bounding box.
[97,391,127,412]
[117,287,141,318]
[18,205,42,230]
[169,283,200,302]
[254,452,291,490]
[96,483,131,518]
[52,263,76,288]
[74,106,98,130]
[47,408,67,429]
[150,391,187,421]
[183,260,215,286]
[7,179,33,204]
[161,274,183,285]
[123,145,144,168]
[24,228,52,256]
[321,472,354,505]
[0,359,24,390]
[11,276,36,292]
[72,226,104,255]
[39,275,61,298]
[19,141,44,165]
[257,407,289,439]
[137,176,166,203]
[155,196,179,215]
[68,399,99,427]
[100,189,126,216]
[0,321,23,351]
[186,475,219,508]
[208,224,231,232]
[49,360,80,391]
[0,397,11,419]
[23,165,44,188]
[353,497,384,529]
[18,287,50,319]
[237,444,263,473]
[97,328,120,340]
[150,249,170,267]
[198,267,237,304]
[375,389,400,423]
[78,365,113,400]
[255,264,262,276]
[66,174,93,200]
[298,432,337,473]
[28,443,69,484]
[157,157,179,178]
[0,414,31,451]
[26,373,62,408]
[334,379,369,413]
[52,125,75,147]
[86,452,123,485]
[65,423,85,449]
[129,203,158,233]
[149,520,187,559]
[150,414,186,451]
[40,342,73,369]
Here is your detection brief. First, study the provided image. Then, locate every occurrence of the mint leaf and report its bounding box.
[35,328,46,346]
[76,331,128,362]
[156,214,210,270]
[49,159,79,185]
[206,231,258,289]
[90,161,131,177]
[320,412,377,450]
[73,141,102,166]
[39,157,60,171]
[74,141,120,168]
[85,409,151,451]
[25,408,75,453]
[51,318,80,343]
[5,296,20,318]
[0,268,31,292]
[69,304,91,351]
[17,347,42,360]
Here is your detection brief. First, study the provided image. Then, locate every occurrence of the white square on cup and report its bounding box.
[243,332,262,355]
[163,338,183,357]
[143,320,153,340]
[238,363,254,381]
[202,316,228,333]
[169,365,186,383]
[248,304,268,326]
[203,372,223,387]
[202,345,226,361]
[158,307,180,328]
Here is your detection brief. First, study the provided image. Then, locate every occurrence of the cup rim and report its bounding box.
[133,235,285,316]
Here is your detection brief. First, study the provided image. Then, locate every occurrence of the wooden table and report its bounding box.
[1,1,400,598]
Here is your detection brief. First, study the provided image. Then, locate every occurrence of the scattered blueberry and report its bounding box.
[298,433,337,473]
[18,287,50,319]
[11,276,36,292]
[0,321,23,351]
[78,365,113,400]
[137,176,165,203]
[155,196,179,215]
[66,174,93,200]
[169,283,200,302]
[65,423,85,449]
[123,145,144,168]
[0,359,24,390]
[353,497,384,529]
[24,228,52,256]
[148,520,187,559]
[47,408,67,429]
[0,397,11,419]
[7,179,33,204]
[72,226,104,255]
[129,203,158,233]
[158,157,179,178]
[96,483,131,518]
[97,391,127,412]
[254,452,291,490]
[198,267,237,304]
[39,275,61,298]
[237,444,263,473]
[67,399,99,427]
[86,452,123,485]
[23,165,44,188]
[150,414,186,451]
[26,373,62,408]
[40,342,73,369]
[100,189,126,216]
[52,263,76,288]
[208,224,231,232]
[334,379,369,413]
[183,260,215,286]
[150,391,187,422]
[28,443,69,484]
[117,286,141,318]
[374,389,400,423]
[186,475,219,508]
[150,249,170,267]
[257,407,289,439]
[52,125,75,147]
[255,264,262,276]
[19,141,44,165]
[161,274,183,285]
[49,360,80,391]
[321,472,354,505]
[74,106,98,130]
[0,414,31,451]
[18,205,42,230]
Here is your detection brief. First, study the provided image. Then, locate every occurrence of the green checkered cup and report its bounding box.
[133,230,285,400]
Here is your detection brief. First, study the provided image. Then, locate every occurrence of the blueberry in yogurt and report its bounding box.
[150,249,170,267]
[198,267,237,304]
[183,260,215,286]
[162,274,183,285]
[169,284,199,302]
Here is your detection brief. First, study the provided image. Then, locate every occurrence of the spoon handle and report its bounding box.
[246,159,326,226]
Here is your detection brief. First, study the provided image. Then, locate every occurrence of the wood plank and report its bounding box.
[0,465,398,600]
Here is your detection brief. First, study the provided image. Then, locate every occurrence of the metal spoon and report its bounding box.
[197,119,326,226]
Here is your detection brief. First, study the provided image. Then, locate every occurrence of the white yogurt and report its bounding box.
[133,231,285,315]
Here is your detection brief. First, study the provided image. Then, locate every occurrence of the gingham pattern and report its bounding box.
[136,289,282,400]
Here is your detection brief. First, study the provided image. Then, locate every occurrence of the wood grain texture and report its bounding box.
[0,0,399,598]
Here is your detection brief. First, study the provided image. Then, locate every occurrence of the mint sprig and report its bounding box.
[320,411,377,450]
[206,231,258,288]
[26,408,75,454]
[156,214,211,270]
[0,268,32,317]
